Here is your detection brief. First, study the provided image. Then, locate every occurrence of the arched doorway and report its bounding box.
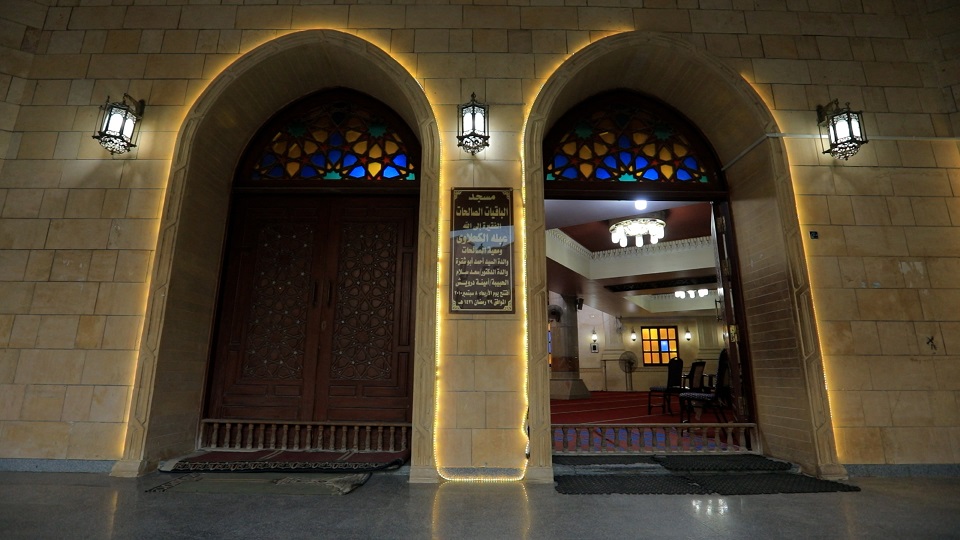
[540,89,753,426]
[523,32,844,480]
[113,31,440,477]
[203,89,421,438]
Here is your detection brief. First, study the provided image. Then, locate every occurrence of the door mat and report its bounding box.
[146,472,371,495]
[553,455,659,466]
[653,454,793,472]
[159,449,408,473]
[688,472,861,495]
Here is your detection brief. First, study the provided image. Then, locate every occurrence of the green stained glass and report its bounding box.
[246,91,419,183]
[543,92,718,186]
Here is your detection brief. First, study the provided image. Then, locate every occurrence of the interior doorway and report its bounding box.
[544,196,752,425]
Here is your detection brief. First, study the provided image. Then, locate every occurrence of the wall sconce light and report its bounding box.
[457,92,489,155]
[684,328,692,341]
[630,328,637,342]
[816,99,868,160]
[591,329,598,343]
[93,94,145,155]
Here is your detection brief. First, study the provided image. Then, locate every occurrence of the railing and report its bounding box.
[552,423,759,454]
[199,419,410,453]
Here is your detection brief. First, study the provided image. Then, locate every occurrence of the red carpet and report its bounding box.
[551,391,724,424]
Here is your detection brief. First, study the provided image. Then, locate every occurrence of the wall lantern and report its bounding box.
[457,93,489,155]
[630,328,637,342]
[591,329,598,343]
[684,328,692,341]
[816,99,868,160]
[93,94,145,155]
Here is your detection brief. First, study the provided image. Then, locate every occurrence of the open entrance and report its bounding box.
[202,89,421,452]
[542,91,756,452]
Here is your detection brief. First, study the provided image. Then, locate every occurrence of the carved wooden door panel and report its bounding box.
[315,198,417,423]
[205,195,417,423]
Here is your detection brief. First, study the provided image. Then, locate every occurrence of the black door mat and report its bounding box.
[687,472,861,495]
[555,474,710,495]
[555,471,860,495]
[653,454,792,472]
[553,455,659,466]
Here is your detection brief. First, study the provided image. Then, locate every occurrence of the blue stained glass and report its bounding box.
[542,93,717,188]
[660,340,669,351]
[248,94,419,182]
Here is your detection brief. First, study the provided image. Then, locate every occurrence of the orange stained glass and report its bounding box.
[638,325,680,365]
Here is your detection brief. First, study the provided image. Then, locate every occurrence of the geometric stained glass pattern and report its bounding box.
[545,95,717,186]
[249,99,417,182]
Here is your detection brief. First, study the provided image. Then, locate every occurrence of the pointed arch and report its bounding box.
[523,32,844,480]
[114,30,439,477]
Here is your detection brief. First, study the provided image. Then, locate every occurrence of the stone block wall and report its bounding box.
[0,0,956,471]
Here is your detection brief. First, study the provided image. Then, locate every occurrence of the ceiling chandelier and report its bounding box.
[609,217,666,248]
[675,289,709,299]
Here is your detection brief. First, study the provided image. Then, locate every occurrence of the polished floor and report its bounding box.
[2,470,959,539]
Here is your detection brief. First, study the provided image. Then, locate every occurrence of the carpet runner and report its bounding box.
[159,449,408,473]
[147,472,372,495]
[551,391,725,424]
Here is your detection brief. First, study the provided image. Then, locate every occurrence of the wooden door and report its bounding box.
[205,194,417,423]
[711,201,750,421]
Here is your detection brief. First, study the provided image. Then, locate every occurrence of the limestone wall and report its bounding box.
[0,0,956,473]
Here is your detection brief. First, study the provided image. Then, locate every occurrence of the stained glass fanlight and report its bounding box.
[244,91,419,184]
[544,92,719,187]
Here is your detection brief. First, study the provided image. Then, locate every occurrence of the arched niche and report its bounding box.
[523,32,844,480]
[113,30,440,477]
